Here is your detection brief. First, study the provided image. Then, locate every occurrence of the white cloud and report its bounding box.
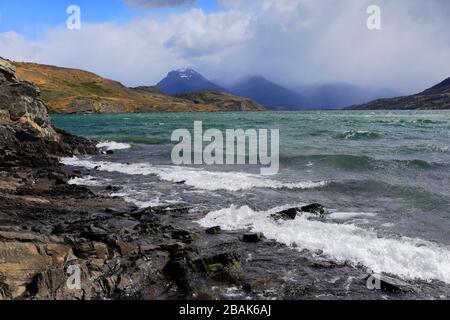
[124,0,197,9]
[1,0,449,93]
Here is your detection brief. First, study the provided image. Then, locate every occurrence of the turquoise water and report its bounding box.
[54,111,450,284]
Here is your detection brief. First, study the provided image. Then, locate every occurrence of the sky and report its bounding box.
[0,0,449,94]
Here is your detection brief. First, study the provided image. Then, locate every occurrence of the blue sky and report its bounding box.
[0,0,221,37]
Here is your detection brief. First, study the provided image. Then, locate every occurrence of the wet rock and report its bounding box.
[195,291,217,300]
[41,184,95,199]
[0,233,73,299]
[171,230,199,244]
[106,185,121,192]
[205,226,222,235]
[73,242,109,260]
[104,207,118,214]
[366,273,416,293]
[301,203,326,216]
[270,208,300,221]
[132,205,190,219]
[114,240,135,256]
[197,253,243,283]
[160,242,187,252]
[242,233,265,243]
[243,274,275,292]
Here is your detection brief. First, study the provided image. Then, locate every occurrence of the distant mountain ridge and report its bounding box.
[348,77,450,110]
[157,69,400,110]
[230,76,310,110]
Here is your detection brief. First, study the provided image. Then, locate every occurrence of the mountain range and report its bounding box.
[9,58,450,112]
[348,78,450,110]
[12,61,264,113]
[157,69,399,110]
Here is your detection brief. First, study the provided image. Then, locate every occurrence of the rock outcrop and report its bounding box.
[0,57,98,168]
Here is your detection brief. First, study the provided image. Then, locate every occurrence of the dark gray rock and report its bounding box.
[301,203,326,216]
[271,208,300,221]
[243,233,265,243]
[205,226,222,235]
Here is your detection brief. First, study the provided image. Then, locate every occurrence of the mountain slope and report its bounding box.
[157,69,227,95]
[348,78,450,110]
[230,76,310,110]
[175,90,266,111]
[13,62,263,113]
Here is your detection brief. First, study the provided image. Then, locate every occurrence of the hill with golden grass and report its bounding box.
[13,61,265,113]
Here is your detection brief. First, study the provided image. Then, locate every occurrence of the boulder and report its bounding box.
[366,273,416,293]
[205,226,222,235]
[270,204,327,222]
[242,233,265,243]
[270,208,300,221]
[301,203,326,216]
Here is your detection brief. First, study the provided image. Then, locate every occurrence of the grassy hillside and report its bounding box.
[13,62,265,113]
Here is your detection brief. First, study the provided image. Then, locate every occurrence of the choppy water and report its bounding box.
[53,110,450,285]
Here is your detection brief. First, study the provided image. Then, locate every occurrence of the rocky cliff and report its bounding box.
[0,57,98,168]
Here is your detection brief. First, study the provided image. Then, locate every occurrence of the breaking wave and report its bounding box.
[198,205,450,284]
[61,157,329,192]
[96,141,131,151]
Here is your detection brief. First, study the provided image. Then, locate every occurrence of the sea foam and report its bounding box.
[60,157,329,192]
[198,205,450,284]
[96,141,131,151]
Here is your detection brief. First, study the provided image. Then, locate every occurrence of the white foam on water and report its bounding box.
[198,205,450,284]
[68,176,105,187]
[60,157,329,192]
[117,195,165,209]
[328,212,377,221]
[96,141,131,151]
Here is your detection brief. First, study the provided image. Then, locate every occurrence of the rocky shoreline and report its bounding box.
[1,56,448,300]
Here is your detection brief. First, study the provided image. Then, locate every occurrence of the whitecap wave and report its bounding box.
[60,157,329,192]
[68,176,105,186]
[112,192,165,209]
[97,141,131,151]
[198,205,450,284]
[328,212,377,221]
